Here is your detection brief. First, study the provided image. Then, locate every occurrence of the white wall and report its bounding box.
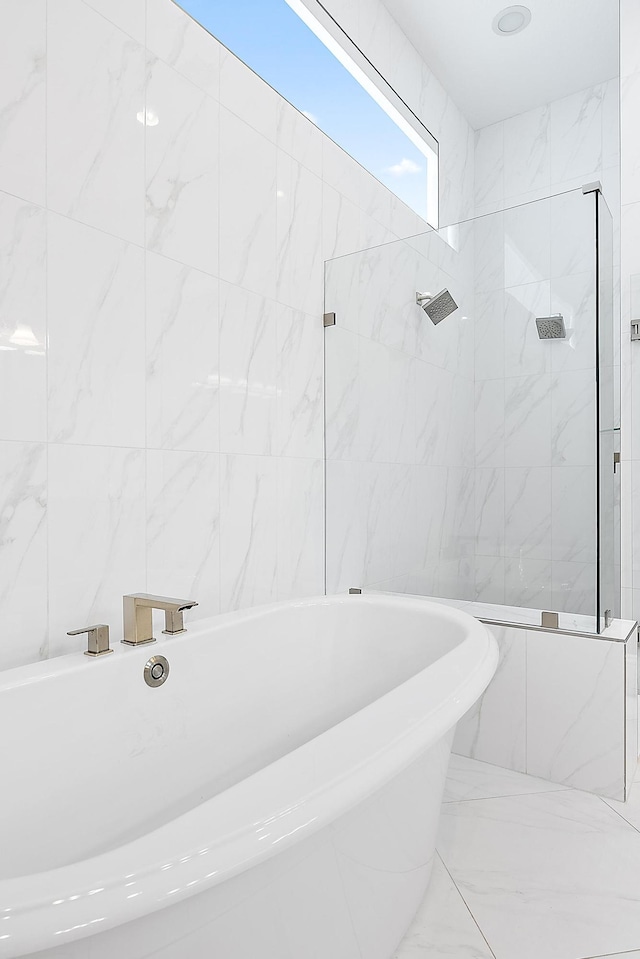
[0,0,475,670]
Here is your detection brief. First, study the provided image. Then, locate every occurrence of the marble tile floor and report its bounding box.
[395,753,640,959]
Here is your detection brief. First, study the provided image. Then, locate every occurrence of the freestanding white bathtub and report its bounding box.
[0,593,497,959]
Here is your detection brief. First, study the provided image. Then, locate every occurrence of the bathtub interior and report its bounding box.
[0,597,469,879]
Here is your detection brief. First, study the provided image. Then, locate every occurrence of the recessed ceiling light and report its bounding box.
[492,5,532,36]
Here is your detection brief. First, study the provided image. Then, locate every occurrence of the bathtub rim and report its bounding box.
[0,593,498,958]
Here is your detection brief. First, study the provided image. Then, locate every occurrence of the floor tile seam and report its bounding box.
[599,796,640,838]
[442,785,570,804]
[577,949,640,959]
[435,851,498,959]
[442,785,572,807]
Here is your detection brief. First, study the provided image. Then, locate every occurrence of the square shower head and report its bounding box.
[535,314,566,339]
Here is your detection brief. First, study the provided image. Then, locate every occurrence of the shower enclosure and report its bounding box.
[324,186,619,634]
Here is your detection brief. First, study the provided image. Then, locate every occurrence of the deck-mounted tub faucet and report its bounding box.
[122,593,198,646]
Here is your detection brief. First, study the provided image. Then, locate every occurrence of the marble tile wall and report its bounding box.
[472,83,620,618]
[453,622,635,801]
[620,0,640,628]
[0,0,474,670]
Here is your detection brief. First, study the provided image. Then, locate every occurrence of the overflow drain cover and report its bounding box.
[144,654,170,688]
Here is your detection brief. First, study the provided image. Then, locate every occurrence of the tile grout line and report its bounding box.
[443,784,570,804]
[599,794,640,838]
[436,851,498,959]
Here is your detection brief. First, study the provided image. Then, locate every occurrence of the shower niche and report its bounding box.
[324,187,619,634]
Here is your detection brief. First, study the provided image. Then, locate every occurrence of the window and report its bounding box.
[174,0,439,226]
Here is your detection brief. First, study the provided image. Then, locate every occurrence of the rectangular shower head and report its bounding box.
[535,314,566,339]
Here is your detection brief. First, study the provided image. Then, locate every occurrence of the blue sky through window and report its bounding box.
[176,0,431,219]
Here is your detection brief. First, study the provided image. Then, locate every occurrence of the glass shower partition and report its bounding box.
[324,188,619,634]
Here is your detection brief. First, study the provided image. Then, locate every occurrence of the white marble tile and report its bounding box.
[276,152,323,315]
[361,241,422,356]
[322,137,362,201]
[146,450,220,620]
[0,441,47,669]
[551,561,597,615]
[444,754,567,803]
[276,457,324,600]
[219,453,278,613]
[475,380,504,468]
[504,199,551,288]
[359,462,395,587]
[527,632,625,798]
[474,211,505,294]
[475,467,504,558]
[276,100,323,178]
[146,56,219,275]
[504,104,550,200]
[551,369,596,466]
[0,0,46,206]
[474,291,504,381]
[219,107,277,297]
[358,337,391,464]
[219,47,278,143]
[219,282,277,456]
[322,185,361,261]
[504,556,553,610]
[504,281,551,378]
[504,467,552,561]
[325,326,359,461]
[0,192,46,442]
[453,625,527,772]
[393,855,493,959]
[325,459,364,594]
[504,373,551,468]
[474,555,505,605]
[47,214,145,448]
[276,307,323,459]
[47,0,145,243]
[47,444,146,655]
[550,85,604,187]
[549,272,597,373]
[551,466,597,564]
[438,789,640,959]
[389,464,421,579]
[550,189,596,279]
[447,375,475,470]
[474,121,504,214]
[83,0,145,43]
[359,167,393,230]
[388,350,417,464]
[146,253,219,452]
[146,0,219,97]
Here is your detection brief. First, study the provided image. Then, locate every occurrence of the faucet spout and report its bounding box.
[122,593,198,646]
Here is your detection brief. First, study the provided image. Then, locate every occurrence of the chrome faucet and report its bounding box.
[122,593,198,646]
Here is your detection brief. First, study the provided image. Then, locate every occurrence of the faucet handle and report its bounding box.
[67,624,113,657]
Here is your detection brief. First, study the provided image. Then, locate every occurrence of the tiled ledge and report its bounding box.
[368,589,638,801]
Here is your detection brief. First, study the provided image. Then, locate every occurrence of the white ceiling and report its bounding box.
[380,0,619,128]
